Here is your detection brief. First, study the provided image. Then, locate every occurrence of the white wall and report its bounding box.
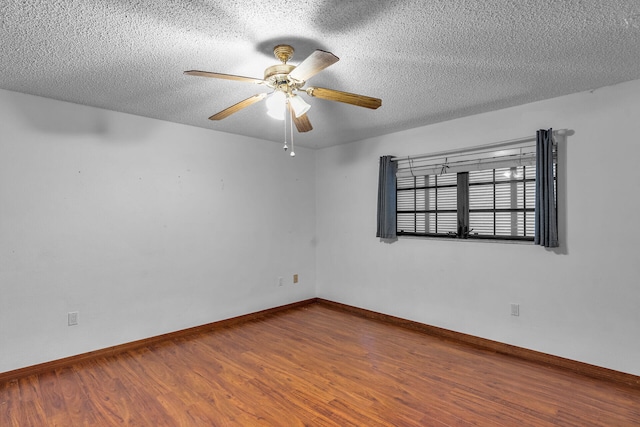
[316,79,640,376]
[4,79,640,377]
[0,90,316,373]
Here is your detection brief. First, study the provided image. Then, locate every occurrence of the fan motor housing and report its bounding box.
[264,64,303,90]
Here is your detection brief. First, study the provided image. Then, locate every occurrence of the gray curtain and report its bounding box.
[376,155,397,239]
[534,129,559,247]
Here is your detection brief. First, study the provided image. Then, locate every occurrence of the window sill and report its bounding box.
[396,235,534,245]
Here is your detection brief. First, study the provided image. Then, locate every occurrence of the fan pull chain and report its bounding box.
[282,100,289,152]
[289,107,295,157]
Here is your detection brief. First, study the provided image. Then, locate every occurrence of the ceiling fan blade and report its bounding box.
[306,87,382,109]
[184,70,266,85]
[208,93,267,120]
[292,112,313,133]
[288,50,339,83]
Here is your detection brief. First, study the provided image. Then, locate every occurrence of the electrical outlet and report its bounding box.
[510,303,520,317]
[68,311,79,326]
[277,277,283,287]
[293,274,299,284]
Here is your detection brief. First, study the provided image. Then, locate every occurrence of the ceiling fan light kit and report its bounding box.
[288,94,311,118]
[266,91,287,120]
[184,44,382,157]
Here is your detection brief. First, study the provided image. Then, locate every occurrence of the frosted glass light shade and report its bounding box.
[288,94,311,118]
[266,91,286,120]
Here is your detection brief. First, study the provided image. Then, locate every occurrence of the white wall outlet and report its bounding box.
[510,303,520,317]
[68,311,79,326]
[277,276,283,287]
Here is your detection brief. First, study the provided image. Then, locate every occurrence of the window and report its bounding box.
[397,172,458,236]
[467,166,537,239]
[395,141,556,241]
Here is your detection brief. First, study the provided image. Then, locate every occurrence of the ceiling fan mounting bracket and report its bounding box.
[273,44,294,63]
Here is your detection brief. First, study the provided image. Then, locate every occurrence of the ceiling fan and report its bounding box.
[184,44,382,134]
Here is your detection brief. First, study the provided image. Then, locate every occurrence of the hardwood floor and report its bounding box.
[1,303,639,426]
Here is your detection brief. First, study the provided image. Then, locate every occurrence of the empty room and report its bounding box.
[1,1,640,425]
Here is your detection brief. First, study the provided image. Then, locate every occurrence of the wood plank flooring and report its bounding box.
[1,303,639,426]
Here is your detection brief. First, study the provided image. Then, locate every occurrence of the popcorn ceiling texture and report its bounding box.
[2,0,640,148]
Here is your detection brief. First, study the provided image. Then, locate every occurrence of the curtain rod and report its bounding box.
[391,129,566,162]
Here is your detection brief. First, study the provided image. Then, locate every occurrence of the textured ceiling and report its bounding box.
[2,1,640,149]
